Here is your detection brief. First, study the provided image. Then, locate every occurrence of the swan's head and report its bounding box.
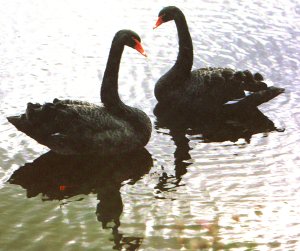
[153,6,181,29]
[115,30,147,57]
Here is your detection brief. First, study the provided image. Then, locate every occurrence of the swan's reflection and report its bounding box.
[8,149,153,250]
[154,103,283,193]
[154,129,191,197]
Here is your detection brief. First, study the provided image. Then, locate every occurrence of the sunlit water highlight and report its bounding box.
[1,0,300,250]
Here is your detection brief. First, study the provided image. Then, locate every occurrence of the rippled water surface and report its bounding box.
[1,0,300,250]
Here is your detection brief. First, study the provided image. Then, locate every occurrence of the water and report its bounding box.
[1,0,299,250]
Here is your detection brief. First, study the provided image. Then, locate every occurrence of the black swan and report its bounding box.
[153,6,284,119]
[7,30,152,155]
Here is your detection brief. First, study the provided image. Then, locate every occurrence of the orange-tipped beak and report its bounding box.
[153,16,164,29]
[133,38,147,57]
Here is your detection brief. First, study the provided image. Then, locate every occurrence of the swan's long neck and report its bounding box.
[154,12,193,102]
[173,10,193,76]
[101,38,124,108]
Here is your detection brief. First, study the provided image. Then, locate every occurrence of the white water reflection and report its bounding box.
[1,0,300,250]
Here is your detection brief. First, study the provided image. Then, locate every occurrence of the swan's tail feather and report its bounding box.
[233,70,268,92]
[224,86,285,109]
[7,114,30,132]
[7,102,60,139]
[9,102,54,124]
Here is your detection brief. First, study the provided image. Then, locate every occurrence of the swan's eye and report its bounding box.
[132,36,139,44]
[160,13,166,20]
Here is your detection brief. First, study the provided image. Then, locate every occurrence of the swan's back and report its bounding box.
[7,99,150,155]
[156,67,284,119]
[189,67,270,102]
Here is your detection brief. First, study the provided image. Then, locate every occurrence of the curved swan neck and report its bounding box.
[101,38,124,108]
[173,10,193,74]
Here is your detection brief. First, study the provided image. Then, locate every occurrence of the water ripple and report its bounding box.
[1,0,299,250]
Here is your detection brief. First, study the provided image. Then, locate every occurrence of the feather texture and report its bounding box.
[154,6,284,117]
[7,30,152,155]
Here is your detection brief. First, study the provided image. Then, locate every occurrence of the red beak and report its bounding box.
[153,16,164,29]
[133,38,147,57]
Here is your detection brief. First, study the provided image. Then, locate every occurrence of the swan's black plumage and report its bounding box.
[154,6,284,116]
[7,30,152,155]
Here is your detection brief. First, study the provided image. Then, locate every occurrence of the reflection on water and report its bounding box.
[155,104,282,144]
[1,0,300,250]
[154,105,283,196]
[9,149,153,250]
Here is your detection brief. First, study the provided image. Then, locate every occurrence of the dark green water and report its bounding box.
[1,0,299,250]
